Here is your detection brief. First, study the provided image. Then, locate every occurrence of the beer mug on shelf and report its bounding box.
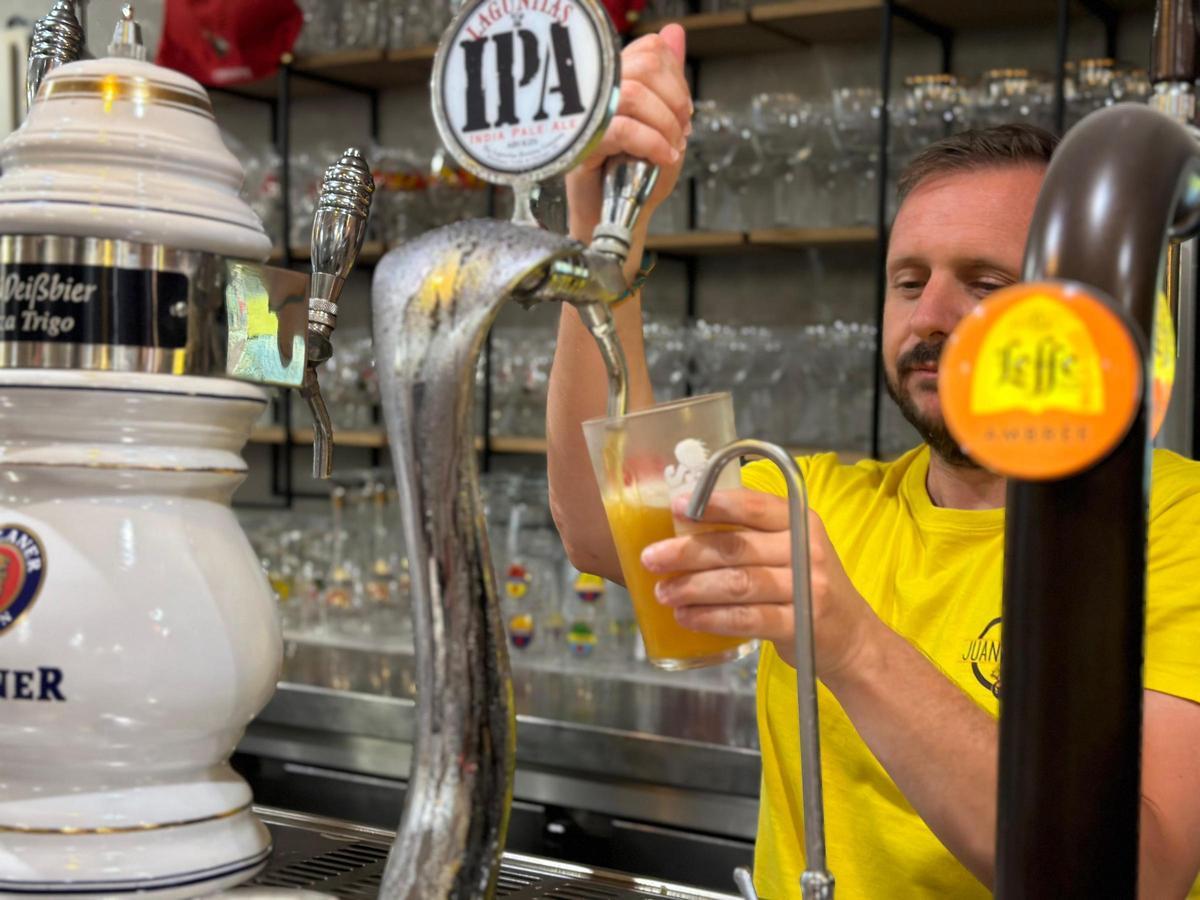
[583,393,758,670]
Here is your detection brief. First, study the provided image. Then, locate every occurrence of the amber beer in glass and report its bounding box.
[583,393,757,670]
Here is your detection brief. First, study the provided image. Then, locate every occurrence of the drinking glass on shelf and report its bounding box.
[340,0,388,50]
[389,0,443,48]
[831,86,884,228]
[325,326,378,431]
[489,328,555,438]
[1065,58,1116,130]
[583,393,758,670]
[293,0,342,57]
[374,145,431,246]
[648,154,697,235]
[971,69,1054,131]
[724,117,765,231]
[646,0,689,18]
[288,151,327,249]
[751,93,818,228]
[691,100,741,231]
[894,74,961,157]
[239,144,283,249]
[644,319,691,401]
[1109,66,1150,105]
[429,147,490,226]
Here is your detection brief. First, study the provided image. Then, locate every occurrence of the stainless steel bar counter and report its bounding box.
[236,639,762,892]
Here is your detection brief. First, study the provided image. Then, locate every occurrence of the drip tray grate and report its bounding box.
[250,807,736,900]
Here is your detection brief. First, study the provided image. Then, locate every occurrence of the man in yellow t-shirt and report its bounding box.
[547,25,1200,899]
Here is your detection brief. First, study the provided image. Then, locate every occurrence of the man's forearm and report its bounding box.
[822,622,1191,895]
[821,620,1000,886]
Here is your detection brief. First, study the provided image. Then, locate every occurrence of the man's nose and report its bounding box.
[909,272,970,341]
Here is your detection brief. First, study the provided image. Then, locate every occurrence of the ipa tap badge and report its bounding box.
[432,0,619,190]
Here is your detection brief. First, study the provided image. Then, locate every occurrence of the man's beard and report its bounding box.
[883,340,978,468]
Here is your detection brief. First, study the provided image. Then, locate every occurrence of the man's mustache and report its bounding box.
[897,341,945,376]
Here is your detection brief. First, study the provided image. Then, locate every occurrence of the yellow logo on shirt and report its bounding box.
[962,616,1002,699]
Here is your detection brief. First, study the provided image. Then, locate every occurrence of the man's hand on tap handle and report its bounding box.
[566,24,691,283]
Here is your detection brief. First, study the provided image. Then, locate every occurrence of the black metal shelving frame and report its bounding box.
[221,0,1131,506]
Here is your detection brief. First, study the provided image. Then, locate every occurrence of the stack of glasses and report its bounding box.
[284,319,889,453]
[241,471,762,690]
[653,63,1151,234]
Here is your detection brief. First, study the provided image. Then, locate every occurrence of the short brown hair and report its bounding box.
[896,123,1059,204]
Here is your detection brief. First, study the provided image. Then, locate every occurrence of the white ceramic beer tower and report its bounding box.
[0,4,373,896]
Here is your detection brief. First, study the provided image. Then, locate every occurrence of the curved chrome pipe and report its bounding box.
[685,439,833,900]
[999,102,1200,897]
[371,220,585,898]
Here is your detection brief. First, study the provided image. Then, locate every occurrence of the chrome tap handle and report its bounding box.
[303,147,375,479]
[565,156,658,419]
[687,440,834,900]
[26,0,84,113]
[589,156,660,267]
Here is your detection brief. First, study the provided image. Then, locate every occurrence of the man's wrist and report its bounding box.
[820,613,893,697]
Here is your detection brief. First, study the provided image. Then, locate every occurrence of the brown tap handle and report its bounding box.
[303,148,375,479]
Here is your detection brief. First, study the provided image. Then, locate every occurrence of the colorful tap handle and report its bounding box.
[303,147,376,479]
[26,0,85,112]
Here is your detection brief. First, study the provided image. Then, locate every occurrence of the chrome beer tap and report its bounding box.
[513,157,659,417]
[372,155,659,900]
[373,0,661,892]
[301,148,375,478]
[26,0,84,110]
[687,442,834,900]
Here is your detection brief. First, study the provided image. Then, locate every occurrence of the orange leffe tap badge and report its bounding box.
[939,281,1144,481]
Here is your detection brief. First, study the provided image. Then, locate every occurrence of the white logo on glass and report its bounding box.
[664,439,710,498]
[439,0,604,174]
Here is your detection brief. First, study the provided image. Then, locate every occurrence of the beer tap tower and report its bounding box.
[942,1,1200,896]
[0,4,372,895]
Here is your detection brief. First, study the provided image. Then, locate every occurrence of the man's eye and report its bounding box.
[897,280,924,293]
[973,280,1006,295]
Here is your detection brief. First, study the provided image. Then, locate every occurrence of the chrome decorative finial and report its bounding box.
[107,4,146,60]
[26,0,84,112]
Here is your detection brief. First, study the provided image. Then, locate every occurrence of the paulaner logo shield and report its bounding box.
[0,525,47,635]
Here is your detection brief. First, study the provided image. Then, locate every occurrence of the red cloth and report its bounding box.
[155,0,303,87]
[601,0,648,34]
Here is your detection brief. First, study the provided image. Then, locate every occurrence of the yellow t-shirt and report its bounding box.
[741,445,1200,900]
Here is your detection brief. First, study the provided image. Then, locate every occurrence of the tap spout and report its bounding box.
[372,219,588,898]
[685,439,833,900]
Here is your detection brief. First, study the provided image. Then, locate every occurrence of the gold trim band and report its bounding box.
[42,76,214,119]
[0,801,252,835]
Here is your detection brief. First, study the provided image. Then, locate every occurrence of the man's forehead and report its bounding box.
[889,166,1045,265]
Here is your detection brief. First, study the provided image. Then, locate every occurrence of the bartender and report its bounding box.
[546,24,1200,899]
